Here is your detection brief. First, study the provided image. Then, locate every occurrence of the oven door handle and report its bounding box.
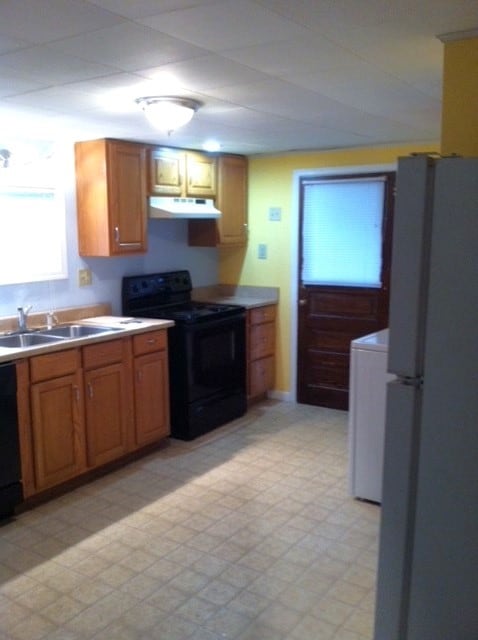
[179,311,246,332]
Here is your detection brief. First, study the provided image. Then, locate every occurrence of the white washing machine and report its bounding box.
[348,328,395,503]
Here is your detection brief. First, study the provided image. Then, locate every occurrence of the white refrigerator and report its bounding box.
[374,155,478,639]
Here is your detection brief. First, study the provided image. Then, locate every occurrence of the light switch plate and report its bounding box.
[258,243,267,259]
[269,207,281,221]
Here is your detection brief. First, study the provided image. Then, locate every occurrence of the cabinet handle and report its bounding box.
[147,338,156,345]
[114,226,142,248]
[74,385,80,403]
[87,382,93,399]
[136,370,143,383]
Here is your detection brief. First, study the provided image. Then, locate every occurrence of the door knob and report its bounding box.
[299,299,307,306]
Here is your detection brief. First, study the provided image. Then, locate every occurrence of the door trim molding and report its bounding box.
[290,162,397,404]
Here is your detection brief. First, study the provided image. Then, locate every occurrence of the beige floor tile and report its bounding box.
[290,613,338,640]
[342,608,376,637]
[9,613,56,640]
[197,578,241,606]
[257,601,303,634]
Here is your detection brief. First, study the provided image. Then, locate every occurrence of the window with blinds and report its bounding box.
[0,142,67,285]
[301,176,386,288]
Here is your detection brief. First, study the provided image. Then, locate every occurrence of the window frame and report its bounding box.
[0,144,68,286]
[299,171,394,292]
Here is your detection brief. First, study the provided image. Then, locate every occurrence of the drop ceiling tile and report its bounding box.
[87,0,212,19]
[252,126,370,152]
[206,79,343,122]
[2,87,99,114]
[199,106,306,132]
[139,0,312,52]
[0,33,30,55]
[221,35,355,77]
[0,0,125,44]
[0,70,46,98]
[69,72,149,94]
[0,46,117,84]
[290,64,439,118]
[47,23,208,71]
[139,54,271,91]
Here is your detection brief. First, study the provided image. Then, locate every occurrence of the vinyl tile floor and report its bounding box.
[0,400,380,640]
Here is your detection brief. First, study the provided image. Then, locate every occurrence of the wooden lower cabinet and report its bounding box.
[30,349,86,492]
[20,329,170,499]
[249,355,275,399]
[133,330,170,446]
[247,305,276,402]
[83,338,133,467]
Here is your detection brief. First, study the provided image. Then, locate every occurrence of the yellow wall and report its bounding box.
[219,142,437,396]
[441,35,478,156]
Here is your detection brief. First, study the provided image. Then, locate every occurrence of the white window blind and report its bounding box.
[301,176,385,287]
[0,142,67,285]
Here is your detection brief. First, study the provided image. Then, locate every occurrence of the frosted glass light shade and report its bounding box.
[136,96,201,133]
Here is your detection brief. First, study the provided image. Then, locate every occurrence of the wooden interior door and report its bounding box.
[297,171,395,410]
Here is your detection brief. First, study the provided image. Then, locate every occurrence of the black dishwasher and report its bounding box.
[0,362,23,520]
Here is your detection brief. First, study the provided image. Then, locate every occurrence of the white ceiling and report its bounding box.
[0,0,477,155]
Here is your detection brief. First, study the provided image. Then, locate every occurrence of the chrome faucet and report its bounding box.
[17,305,32,332]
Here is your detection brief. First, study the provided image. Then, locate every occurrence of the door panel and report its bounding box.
[297,171,395,409]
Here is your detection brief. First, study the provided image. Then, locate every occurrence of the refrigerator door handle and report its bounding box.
[396,375,423,388]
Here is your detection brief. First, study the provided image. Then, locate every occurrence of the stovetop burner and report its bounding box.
[122,270,244,324]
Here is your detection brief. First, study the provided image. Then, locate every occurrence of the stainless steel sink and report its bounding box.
[0,332,65,349]
[40,324,121,338]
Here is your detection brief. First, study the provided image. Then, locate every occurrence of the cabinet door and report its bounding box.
[108,140,147,254]
[84,362,130,467]
[249,356,275,399]
[31,372,86,491]
[188,154,247,247]
[149,147,185,195]
[75,139,147,256]
[250,323,275,360]
[186,151,216,197]
[134,350,170,446]
[216,154,247,245]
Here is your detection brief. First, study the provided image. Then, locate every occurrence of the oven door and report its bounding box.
[169,312,246,402]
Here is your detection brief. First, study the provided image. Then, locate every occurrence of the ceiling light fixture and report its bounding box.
[135,96,201,135]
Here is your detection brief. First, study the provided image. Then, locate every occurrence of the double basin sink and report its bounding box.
[0,324,122,349]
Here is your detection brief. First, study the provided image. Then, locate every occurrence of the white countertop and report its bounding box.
[351,328,389,352]
[193,284,279,309]
[0,316,174,364]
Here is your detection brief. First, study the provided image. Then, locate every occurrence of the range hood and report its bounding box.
[149,196,221,219]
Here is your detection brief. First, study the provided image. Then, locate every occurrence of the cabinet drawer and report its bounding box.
[249,305,276,325]
[83,338,125,369]
[250,323,275,359]
[133,330,167,355]
[249,356,274,397]
[30,349,80,383]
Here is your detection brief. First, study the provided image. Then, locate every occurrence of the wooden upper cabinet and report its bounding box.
[75,139,147,257]
[216,154,248,245]
[188,154,248,247]
[186,151,216,197]
[149,147,185,196]
[148,147,216,197]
